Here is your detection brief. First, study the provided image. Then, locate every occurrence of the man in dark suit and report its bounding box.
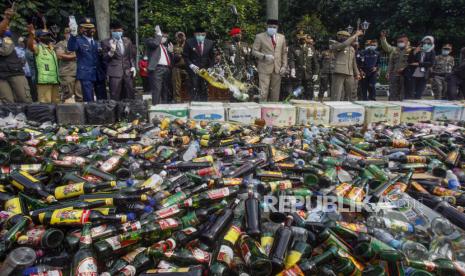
[101,21,136,100]
[145,25,174,105]
[182,26,215,101]
[68,17,107,102]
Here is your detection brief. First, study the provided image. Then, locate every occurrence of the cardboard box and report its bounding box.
[292,101,330,126]
[353,101,402,125]
[226,103,261,124]
[261,103,296,127]
[384,101,433,123]
[149,104,189,121]
[406,100,463,121]
[190,101,224,106]
[189,104,225,121]
[324,101,365,126]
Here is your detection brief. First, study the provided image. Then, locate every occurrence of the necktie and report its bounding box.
[198,43,203,56]
[271,36,276,49]
[161,45,171,66]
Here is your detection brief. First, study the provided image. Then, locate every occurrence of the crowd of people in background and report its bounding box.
[1,7,465,105]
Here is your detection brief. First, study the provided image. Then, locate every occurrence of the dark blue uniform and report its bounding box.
[68,35,107,102]
[359,48,380,100]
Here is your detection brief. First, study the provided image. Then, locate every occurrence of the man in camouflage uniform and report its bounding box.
[380,31,413,100]
[288,30,320,100]
[318,47,334,101]
[224,27,251,81]
[0,8,32,104]
[432,44,455,100]
[172,31,188,102]
[56,28,82,102]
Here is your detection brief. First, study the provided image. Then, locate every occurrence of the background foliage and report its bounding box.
[1,0,465,54]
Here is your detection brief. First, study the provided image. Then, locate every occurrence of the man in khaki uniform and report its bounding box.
[252,19,288,102]
[432,44,455,99]
[329,30,362,101]
[56,28,82,102]
[380,32,412,100]
[0,8,32,104]
[172,31,188,102]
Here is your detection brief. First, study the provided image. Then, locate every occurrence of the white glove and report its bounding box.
[291,68,296,78]
[167,42,174,53]
[130,67,136,78]
[230,55,236,64]
[155,25,162,36]
[264,54,274,62]
[189,64,200,74]
[110,40,117,53]
[70,25,78,36]
[279,67,287,76]
[312,75,319,82]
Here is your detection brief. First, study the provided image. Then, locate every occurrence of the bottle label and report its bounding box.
[222,178,243,186]
[76,257,98,276]
[122,247,146,263]
[54,182,85,199]
[207,187,230,200]
[334,183,352,197]
[31,270,63,276]
[281,265,305,276]
[181,212,199,226]
[261,236,274,256]
[217,244,234,267]
[345,187,365,202]
[240,242,251,265]
[383,218,413,233]
[410,181,429,194]
[105,236,122,250]
[191,247,211,263]
[181,227,197,235]
[24,226,46,246]
[159,218,180,230]
[269,180,293,193]
[50,209,90,225]
[392,139,409,148]
[4,197,22,214]
[100,156,121,172]
[91,225,108,237]
[217,224,238,245]
[338,222,368,233]
[156,205,181,219]
[119,265,136,276]
[284,250,302,269]
[433,187,460,197]
[406,155,427,163]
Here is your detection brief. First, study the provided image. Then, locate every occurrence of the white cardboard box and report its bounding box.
[291,101,330,126]
[406,100,463,121]
[190,101,224,106]
[353,101,402,125]
[384,101,433,123]
[226,103,261,124]
[261,103,296,127]
[189,104,225,121]
[324,101,365,126]
[149,104,189,121]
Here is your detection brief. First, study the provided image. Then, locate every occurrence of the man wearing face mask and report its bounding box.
[288,30,319,100]
[56,28,82,102]
[406,36,436,99]
[146,25,175,105]
[359,40,381,101]
[102,21,136,101]
[380,31,412,100]
[252,19,288,102]
[432,44,455,100]
[224,27,251,81]
[0,8,32,104]
[27,25,60,103]
[183,26,215,101]
[329,30,363,101]
[172,31,188,102]
[68,17,107,102]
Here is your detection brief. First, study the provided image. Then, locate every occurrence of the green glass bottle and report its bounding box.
[71,222,98,276]
[238,234,272,276]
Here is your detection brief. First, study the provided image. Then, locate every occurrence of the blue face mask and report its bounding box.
[366,46,377,51]
[422,44,432,51]
[442,50,450,56]
[267,27,277,36]
[111,31,123,40]
[196,35,206,43]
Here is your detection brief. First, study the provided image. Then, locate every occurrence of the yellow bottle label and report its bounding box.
[54,182,85,200]
[261,236,274,255]
[93,208,111,215]
[193,155,214,163]
[50,209,90,225]
[334,183,353,197]
[346,187,365,202]
[200,140,209,147]
[284,250,302,269]
[224,225,241,245]
[4,197,23,214]
[269,180,293,193]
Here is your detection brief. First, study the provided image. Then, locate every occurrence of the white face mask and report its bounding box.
[161,37,167,44]
[267,27,277,36]
[397,42,406,49]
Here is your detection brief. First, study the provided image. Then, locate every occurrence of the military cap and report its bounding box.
[267,19,279,25]
[80,17,95,28]
[337,30,351,37]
